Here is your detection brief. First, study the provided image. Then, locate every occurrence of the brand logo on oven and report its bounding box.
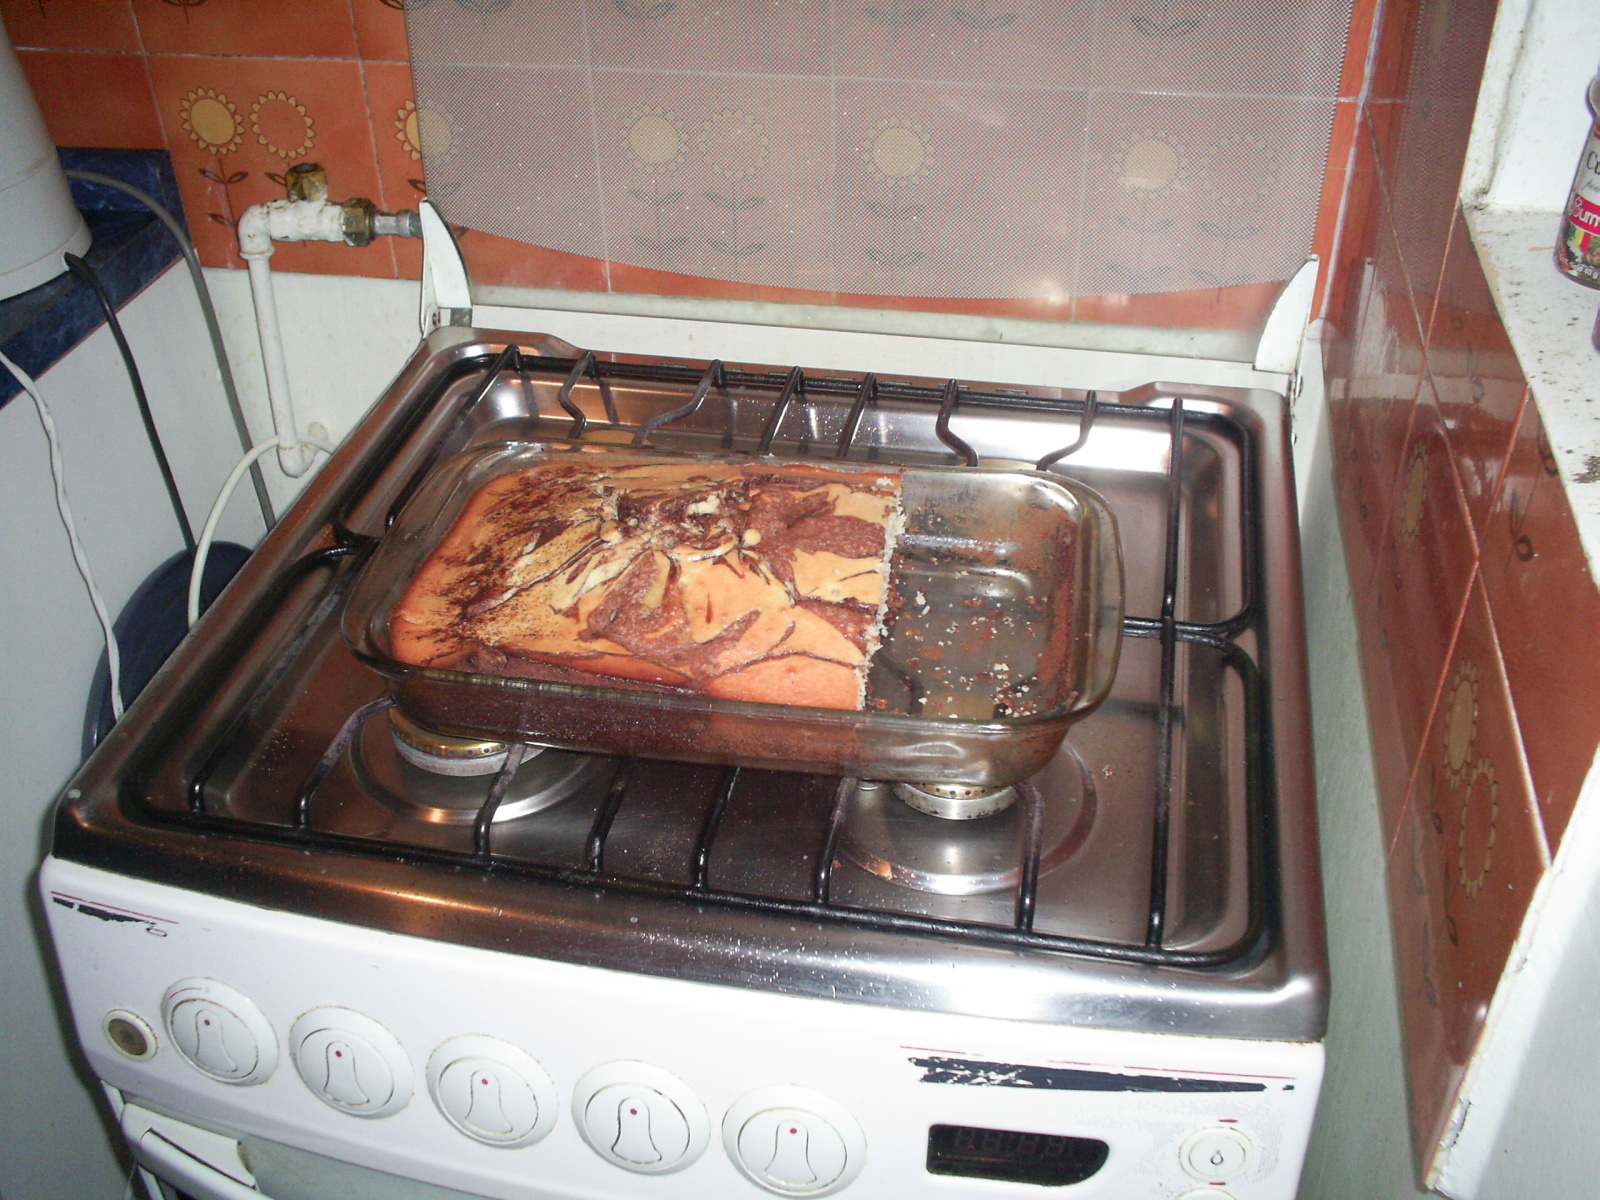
[50,892,173,937]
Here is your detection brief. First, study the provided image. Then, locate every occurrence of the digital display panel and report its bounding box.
[926,1124,1110,1186]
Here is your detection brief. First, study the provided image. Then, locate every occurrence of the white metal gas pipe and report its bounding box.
[236,195,345,478]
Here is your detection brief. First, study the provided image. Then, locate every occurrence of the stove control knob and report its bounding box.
[572,1062,709,1175]
[289,1007,413,1119]
[723,1086,866,1197]
[427,1035,557,1148]
[1179,1127,1256,1183]
[161,979,278,1086]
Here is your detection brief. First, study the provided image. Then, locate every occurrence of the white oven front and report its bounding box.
[46,858,1320,1200]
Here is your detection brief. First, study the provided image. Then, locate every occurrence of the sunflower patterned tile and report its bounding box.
[16,49,164,150]
[361,59,427,279]
[146,54,394,277]
[461,232,612,296]
[583,71,835,297]
[1367,393,1476,843]
[403,0,585,71]
[1385,774,1463,1171]
[589,0,827,76]
[1480,401,1600,850]
[1364,0,1427,104]
[0,0,142,51]
[1327,201,1425,607]
[831,1,1095,90]
[1073,90,1336,323]
[1089,0,1350,97]
[131,0,358,59]
[1338,0,1389,100]
[1324,247,1401,605]
[1309,99,1362,304]
[1359,580,1424,846]
[405,59,607,282]
[1393,574,1547,1171]
[1318,103,1383,335]
[1070,282,1284,333]
[830,77,1091,306]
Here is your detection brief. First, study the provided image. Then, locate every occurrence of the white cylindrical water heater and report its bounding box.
[0,15,90,302]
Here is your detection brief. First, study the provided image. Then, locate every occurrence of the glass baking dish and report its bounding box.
[342,444,1123,786]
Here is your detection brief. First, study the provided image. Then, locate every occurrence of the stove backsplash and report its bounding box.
[11,0,1357,337]
[407,0,1352,336]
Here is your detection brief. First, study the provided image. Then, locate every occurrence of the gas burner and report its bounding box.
[840,749,1095,896]
[891,780,1018,820]
[352,710,611,825]
[389,708,514,777]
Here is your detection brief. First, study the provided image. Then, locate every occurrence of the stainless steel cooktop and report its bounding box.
[52,327,1325,1042]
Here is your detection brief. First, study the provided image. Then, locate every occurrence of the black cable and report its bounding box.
[65,253,197,553]
[64,167,276,530]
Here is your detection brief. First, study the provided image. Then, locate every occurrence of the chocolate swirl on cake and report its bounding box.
[388,459,905,711]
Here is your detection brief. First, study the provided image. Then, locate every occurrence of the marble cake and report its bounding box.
[387,457,905,711]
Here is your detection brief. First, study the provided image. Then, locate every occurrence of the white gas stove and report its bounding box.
[42,300,1324,1200]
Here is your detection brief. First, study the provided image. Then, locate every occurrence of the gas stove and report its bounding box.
[43,325,1324,1200]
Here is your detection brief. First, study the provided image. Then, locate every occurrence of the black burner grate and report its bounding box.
[136,345,1277,971]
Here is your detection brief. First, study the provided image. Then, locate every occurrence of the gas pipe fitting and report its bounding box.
[236,163,420,478]
[236,162,419,259]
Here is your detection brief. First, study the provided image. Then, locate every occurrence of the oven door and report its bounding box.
[119,1099,501,1200]
[122,1102,263,1200]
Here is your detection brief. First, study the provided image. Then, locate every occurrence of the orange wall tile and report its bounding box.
[17,49,163,150]
[130,0,359,58]
[7,0,408,278]
[1319,0,1600,1178]
[1,0,141,51]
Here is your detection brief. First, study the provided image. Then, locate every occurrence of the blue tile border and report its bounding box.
[0,149,187,409]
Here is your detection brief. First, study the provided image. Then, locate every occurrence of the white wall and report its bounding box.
[1,264,259,1200]
[1462,0,1599,211]
[0,262,419,1200]
[200,267,424,517]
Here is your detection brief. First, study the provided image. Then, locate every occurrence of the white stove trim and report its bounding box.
[472,301,1291,399]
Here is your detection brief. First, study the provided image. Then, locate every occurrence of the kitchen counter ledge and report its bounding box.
[1467,205,1600,573]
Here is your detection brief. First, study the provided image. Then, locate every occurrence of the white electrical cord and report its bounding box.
[188,431,336,628]
[0,347,127,720]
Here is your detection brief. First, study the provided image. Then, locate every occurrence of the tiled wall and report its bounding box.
[402,0,1350,334]
[7,0,1359,339]
[6,0,422,279]
[1321,0,1600,1175]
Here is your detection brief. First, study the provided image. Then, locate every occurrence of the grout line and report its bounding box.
[1313,99,1362,321]
[1478,384,1530,535]
[1381,558,1476,864]
[1315,0,1391,320]
[576,0,612,295]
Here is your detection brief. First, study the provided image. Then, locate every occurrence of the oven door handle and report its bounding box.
[122,1102,266,1199]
